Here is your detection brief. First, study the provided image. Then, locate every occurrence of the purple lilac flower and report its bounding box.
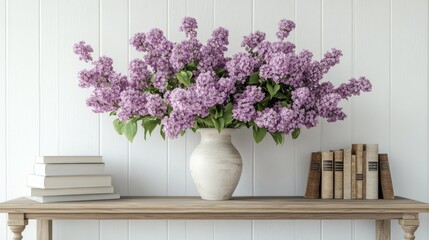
[117,89,149,121]
[232,86,265,122]
[320,48,342,73]
[195,71,226,107]
[199,27,229,72]
[179,17,198,38]
[241,31,266,51]
[145,93,167,117]
[317,93,346,122]
[116,89,167,121]
[73,41,93,62]
[167,88,206,116]
[292,87,310,107]
[93,56,114,77]
[276,19,296,41]
[218,77,237,96]
[153,71,169,91]
[129,33,148,52]
[161,110,195,139]
[254,108,280,132]
[226,53,257,83]
[335,77,372,98]
[257,41,296,62]
[259,52,291,83]
[85,73,128,113]
[128,59,151,90]
[170,38,202,71]
[78,69,99,88]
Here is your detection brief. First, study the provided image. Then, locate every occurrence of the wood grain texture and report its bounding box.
[1,197,428,214]
[376,220,390,240]
[37,220,52,240]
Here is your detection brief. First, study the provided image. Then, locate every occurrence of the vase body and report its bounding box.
[189,128,243,200]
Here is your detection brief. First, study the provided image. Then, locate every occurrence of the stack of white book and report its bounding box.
[27,156,120,203]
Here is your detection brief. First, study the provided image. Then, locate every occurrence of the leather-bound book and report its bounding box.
[305,152,322,199]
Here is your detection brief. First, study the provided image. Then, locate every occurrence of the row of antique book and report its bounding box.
[304,144,395,200]
[26,156,120,203]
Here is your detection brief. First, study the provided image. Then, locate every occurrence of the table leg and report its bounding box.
[376,220,391,240]
[398,214,419,240]
[8,213,28,240]
[37,220,52,240]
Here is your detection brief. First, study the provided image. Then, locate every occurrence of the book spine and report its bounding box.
[362,150,367,199]
[321,151,334,199]
[351,154,357,199]
[352,144,364,199]
[379,154,395,200]
[334,150,343,199]
[343,149,352,199]
[365,144,379,199]
[305,152,322,199]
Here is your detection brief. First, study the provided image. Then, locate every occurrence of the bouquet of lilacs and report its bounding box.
[73,17,371,144]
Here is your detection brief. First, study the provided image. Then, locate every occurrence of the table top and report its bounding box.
[1,196,429,215]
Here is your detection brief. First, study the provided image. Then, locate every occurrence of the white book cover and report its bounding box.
[35,156,102,164]
[34,163,105,176]
[365,144,379,199]
[28,193,120,203]
[27,175,112,189]
[27,186,114,197]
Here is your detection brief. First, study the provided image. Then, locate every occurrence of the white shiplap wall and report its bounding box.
[1,0,428,239]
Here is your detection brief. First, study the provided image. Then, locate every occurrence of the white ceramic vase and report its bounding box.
[189,128,243,200]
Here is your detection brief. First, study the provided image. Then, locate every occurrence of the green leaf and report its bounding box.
[113,119,125,135]
[266,81,281,98]
[292,128,301,139]
[212,118,220,132]
[214,68,226,77]
[198,117,215,127]
[176,71,190,87]
[186,61,199,71]
[142,118,160,140]
[218,118,225,133]
[150,74,155,82]
[160,126,166,140]
[124,119,138,142]
[186,70,193,80]
[252,125,267,143]
[273,92,288,100]
[223,102,233,125]
[214,108,223,119]
[270,132,284,145]
[248,71,260,85]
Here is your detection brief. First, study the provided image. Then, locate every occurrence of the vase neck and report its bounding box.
[198,128,234,143]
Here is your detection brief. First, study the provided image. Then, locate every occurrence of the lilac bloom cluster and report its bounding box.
[75,17,372,142]
[232,86,265,122]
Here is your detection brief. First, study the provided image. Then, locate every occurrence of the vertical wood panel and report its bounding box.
[130,220,167,240]
[354,0,391,238]
[40,0,59,156]
[391,0,428,239]
[56,0,101,239]
[295,0,322,238]
[253,0,296,239]
[6,0,39,239]
[321,0,353,239]
[99,0,130,239]
[0,0,5,238]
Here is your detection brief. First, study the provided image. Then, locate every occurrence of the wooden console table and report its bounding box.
[1,196,428,240]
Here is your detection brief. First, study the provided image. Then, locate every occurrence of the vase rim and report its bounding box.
[197,128,237,134]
